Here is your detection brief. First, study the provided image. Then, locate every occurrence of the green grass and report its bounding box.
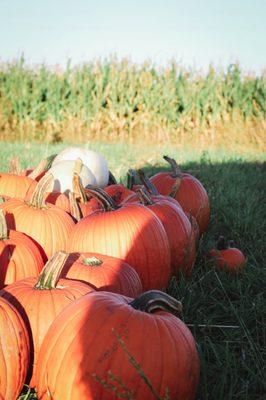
[0,60,265,150]
[1,142,265,400]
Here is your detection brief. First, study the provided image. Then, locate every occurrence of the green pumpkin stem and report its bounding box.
[29,173,54,208]
[35,251,68,290]
[0,209,8,240]
[85,185,117,211]
[127,169,137,190]
[83,257,103,266]
[129,290,183,315]
[136,188,154,206]
[137,169,158,195]
[108,170,117,185]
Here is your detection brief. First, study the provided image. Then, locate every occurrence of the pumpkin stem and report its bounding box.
[8,156,21,175]
[72,173,87,204]
[108,170,117,185]
[216,236,227,250]
[45,154,57,170]
[0,209,8,240]
[136,188,154,206]
[163,156,182,178]
[85,185,117,211]
[137,169,158,195]
[35,251,68,290]
[169,177,182,198]
[129,290,183,315]
[228,240,235,248]
[29,173,54,208]
[83,257,103,266]
[127,169,137,190]
[69,192,82,221]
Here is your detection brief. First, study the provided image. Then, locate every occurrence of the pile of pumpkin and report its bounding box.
[0,147,245,400]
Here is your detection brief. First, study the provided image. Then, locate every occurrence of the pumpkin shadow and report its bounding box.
[0,244,15,289]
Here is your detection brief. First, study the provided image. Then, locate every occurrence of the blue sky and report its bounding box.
[0,0,265,72]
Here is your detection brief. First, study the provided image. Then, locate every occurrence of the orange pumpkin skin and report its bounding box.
[68,203,171,291]
[150,172,210,236]
[0,229,44,289]
[0,297,30,400]
[62,252,142,296]
[44,192,71,213]
[36,291,200,400]
[0,198,75,259]
[0,173,37,199]
[0,276,93,387]
[209,248,246,273]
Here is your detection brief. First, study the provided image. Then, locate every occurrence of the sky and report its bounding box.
[0,0,265,72]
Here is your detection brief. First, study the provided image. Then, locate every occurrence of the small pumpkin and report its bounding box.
[206,236,246,273]
[36,290,199,400]
[0,297,30,400]
[0,251,94,387]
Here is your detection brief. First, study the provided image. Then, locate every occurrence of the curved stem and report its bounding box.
[108,170,117,185]
[129,290,182,315]
[73,158,83,175]
[29,173,54,208]
[69,192,82,221]
[85,185,117,211]
[28,158,47,179]
[0,209,8,240]
[163,155,182,178]
[169,178,182,198]
[136,188,154,206]
[45,154,57,170]
[35,251,69,290]
[216,236,227,250]
[72,173,87,204]
[137,169,158,195]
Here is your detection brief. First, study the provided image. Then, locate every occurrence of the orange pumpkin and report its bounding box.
[0,173,75,259]
[207,236,246,273]
[0,297,30,400]
[0,210,44,288]
[61,252,142,296]
[0,252,94,387]
[150,156,210,235]
[36,290,200,400]
[68,187,171,291]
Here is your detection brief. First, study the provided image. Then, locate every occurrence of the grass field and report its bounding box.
[1,141,265,399]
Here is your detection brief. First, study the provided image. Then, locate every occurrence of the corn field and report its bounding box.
[0,58,265,150]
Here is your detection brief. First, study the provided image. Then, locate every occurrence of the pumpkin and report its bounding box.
[150,156,210,235]
[48,158,96,193]
[36,290,199,400]
[52,146,109,188]
[0,173,75,259]
[70,173,101,220]
[8,154,56,182]
[0,297,30,400]
[104,184,134,206]
[0,209,44,288]
[206,236,246,273]
[0,252,94,387]
[135,189,196,276]
[68,187,171,291]
[0,172,36,200]
[61,252,142,296]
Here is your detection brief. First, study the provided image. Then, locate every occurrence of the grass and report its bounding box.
[1,141,265,399]
[0,59,265,152]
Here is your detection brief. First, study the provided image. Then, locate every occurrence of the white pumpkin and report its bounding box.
[49,159,96,193]
[52,147,109,188]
